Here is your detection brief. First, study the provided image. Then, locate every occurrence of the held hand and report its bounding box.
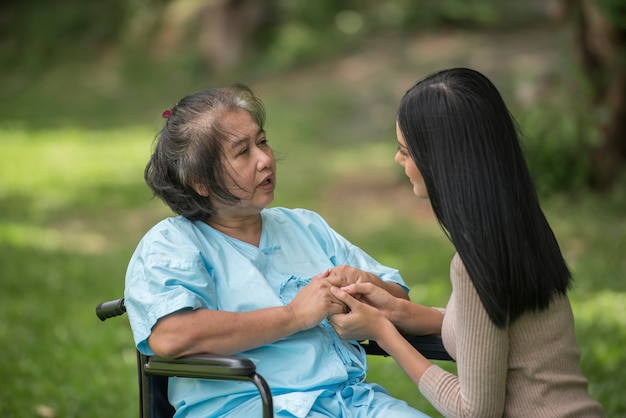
[327,286,393,341]
[326,265,383,293]
[287,274,346,331]
[341,282,399,322]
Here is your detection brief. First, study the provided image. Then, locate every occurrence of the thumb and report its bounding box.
[331,286,358,308]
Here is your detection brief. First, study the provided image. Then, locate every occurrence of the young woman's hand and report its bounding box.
[327,286,394,341]
[339,282,400,322]
[339,282,444,336]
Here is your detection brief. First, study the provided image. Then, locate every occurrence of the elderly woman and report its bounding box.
[124,84,429,417]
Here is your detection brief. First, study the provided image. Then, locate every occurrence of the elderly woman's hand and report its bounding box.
[326,265,383,289]
[324,265,410,301]
[287,273,347,331]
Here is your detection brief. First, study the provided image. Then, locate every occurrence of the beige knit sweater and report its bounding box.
[418,253,606,418]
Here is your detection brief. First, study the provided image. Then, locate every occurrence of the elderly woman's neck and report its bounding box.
[205,213,263,247]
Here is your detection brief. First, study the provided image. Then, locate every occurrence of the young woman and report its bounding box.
[124,84,428,417]
[328,68,606,417]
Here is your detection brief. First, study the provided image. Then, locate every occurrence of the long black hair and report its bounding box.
[397,68,571,328]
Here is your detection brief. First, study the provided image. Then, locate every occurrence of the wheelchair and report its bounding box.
[97,298,452,418]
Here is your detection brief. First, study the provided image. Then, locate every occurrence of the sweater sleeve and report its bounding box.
[418,254,509,417]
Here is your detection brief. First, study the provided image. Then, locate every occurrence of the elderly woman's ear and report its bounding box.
[193,183,210,197]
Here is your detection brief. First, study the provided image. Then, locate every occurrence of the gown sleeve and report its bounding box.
[124,218,216,355]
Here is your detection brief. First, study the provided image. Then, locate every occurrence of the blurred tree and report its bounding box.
[197,0,269,72]
[149,0,276,72]
[0,0,128,71]
[555,0,626,189]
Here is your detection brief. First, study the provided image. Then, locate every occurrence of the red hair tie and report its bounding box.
[162,109,173,119]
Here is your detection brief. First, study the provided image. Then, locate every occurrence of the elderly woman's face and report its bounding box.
[218,108,276,213]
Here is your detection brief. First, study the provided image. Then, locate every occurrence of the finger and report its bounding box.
[341,282,372,295]
[326,274,346,287]
[332,299,350,314]
[330,286,359,309]
[327,313,340,326]
[330,300,348,315]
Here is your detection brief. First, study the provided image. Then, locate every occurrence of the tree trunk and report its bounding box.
[198,0,267,72]
[558,0,626,189]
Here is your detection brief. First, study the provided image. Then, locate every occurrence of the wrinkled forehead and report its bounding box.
[191,105,250,132]
[204,107,260,147]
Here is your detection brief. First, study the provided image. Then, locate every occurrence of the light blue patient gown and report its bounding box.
[125,207,429,418]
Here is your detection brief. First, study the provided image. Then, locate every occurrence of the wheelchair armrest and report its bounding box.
[145,353,273,418]
[361,334,454,362]
[145,354,257,379]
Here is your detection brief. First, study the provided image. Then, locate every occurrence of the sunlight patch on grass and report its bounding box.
[570,290,626,410]
[1,126,154,211]
[0,220,109,254]
[572,291,626,327]
[1,125,159,253]
[571,291,626,366]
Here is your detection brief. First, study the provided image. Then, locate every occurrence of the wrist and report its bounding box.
[373,320,403,351]
[387,297,406,327]
[284,304,307,333]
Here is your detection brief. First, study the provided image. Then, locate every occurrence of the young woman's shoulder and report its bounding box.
[449,252,475,293]
[450,252,465,276]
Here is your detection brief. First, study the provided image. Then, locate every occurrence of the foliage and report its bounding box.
[597,0,626,29]
[0,0,550,74]
[0,0,130,72]
[518,100,596,196]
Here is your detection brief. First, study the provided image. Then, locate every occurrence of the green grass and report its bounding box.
[1,32,625,417]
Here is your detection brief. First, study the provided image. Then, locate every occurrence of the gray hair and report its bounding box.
[144,84,266,221]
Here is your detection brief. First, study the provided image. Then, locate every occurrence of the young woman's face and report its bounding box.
[394,121,428,199]
[212,108,276,215]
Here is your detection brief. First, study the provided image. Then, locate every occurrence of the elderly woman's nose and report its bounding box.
[257,147,273,168]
